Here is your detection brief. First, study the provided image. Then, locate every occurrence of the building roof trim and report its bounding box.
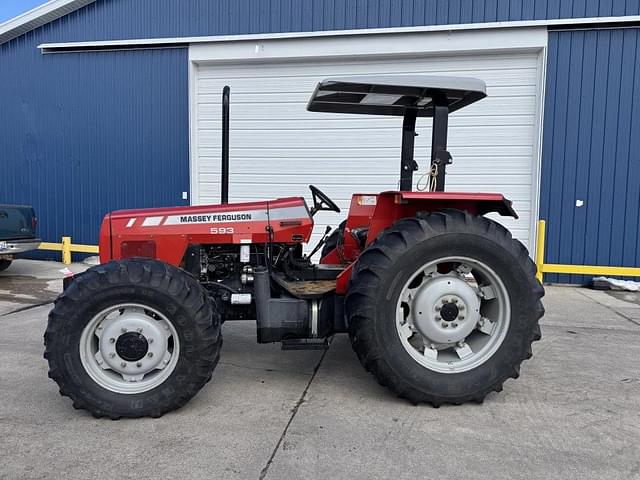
[36,14,640,53]
[0,0,96,45]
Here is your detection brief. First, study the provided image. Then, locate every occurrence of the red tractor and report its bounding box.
[45,76,544,418]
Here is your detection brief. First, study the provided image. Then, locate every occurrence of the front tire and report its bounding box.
[44,259,222,418]
[346,210,543,406]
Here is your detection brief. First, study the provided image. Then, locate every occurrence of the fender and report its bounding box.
[334,191,518,294]
[366,191,517,245]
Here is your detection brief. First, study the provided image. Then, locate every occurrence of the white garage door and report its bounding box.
[192,47,543,251]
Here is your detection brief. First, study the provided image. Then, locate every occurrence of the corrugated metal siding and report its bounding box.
[540,28,640,283]
[7,0,640,46]
[0,41,189,251]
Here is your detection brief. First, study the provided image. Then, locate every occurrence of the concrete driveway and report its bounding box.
[1,260,639,480]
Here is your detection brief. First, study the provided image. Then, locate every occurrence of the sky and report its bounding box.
[0,0,47,23]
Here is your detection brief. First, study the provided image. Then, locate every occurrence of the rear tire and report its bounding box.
[345,210,543,406]
[44,259,222,418]
[0,259,11,272]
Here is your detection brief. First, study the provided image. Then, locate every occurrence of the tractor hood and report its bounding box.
[99,197,313,265]
[107,197,308,223]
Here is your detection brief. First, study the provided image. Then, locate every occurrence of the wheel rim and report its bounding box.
[79,303,180,394]
[395,256,510,374]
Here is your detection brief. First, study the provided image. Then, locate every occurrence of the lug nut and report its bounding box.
[452,298,458,304]
[442,322,448,328]
[435,316,441,321]
[109,352,116,358]
[109,338,115,344]
[136,327,143,333]
[459,315,465,320]
[136,362,142,368]
[435,306,441,312]
[147,352,153,358]
[452,322,458,328]
[148,338,154,344]
[121,327,127,333]
[97,359,103,365]
[120,362,127,368]
[459,305,465,311]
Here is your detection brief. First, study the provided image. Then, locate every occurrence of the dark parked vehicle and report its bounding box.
[0,205,41,272]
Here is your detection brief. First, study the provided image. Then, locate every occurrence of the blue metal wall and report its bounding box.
[33,0,640,42]
[0,41,189,253]
[0,13,193,255]
[1,0,640,255]
[540,28,640,283]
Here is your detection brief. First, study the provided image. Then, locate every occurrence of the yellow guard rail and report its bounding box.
[35,223,640,275]
[535,220,640,282]
[39,237,99,265]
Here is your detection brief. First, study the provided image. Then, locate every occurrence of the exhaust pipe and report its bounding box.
[221,85,230,204]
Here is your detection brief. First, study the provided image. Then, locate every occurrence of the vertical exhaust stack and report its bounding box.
[221,86,230,204]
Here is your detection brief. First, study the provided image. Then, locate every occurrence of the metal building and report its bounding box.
[1,0,639,282]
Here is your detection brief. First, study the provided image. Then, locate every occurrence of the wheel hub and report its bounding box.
[80,303,180,394]
[439,302,459,322]
[411,276,481,344]
[96,307,172,377]
[396,256,511,374]
[115,332,149,361]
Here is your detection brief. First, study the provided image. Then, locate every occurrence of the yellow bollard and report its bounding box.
[62,236,72,265]
[535,220,546,283]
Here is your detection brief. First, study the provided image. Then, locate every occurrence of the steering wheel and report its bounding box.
[309,185,341,216]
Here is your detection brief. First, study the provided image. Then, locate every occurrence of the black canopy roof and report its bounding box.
[307,75,486,117]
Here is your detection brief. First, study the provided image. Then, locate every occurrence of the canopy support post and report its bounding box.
[400,109,418,191]
[430,103,450,192]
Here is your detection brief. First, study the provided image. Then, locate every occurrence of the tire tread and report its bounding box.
[44,258,222,419]
[345,210,544,406]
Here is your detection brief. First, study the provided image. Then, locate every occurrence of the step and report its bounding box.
[281,338,331,350]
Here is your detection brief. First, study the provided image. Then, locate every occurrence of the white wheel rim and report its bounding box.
[395,256,510,374]
[79,303,180,394]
